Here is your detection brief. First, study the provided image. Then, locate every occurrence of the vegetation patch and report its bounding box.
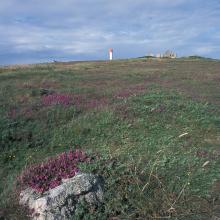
[0,59,220,219]
[42,93,72,107]
[18,150,90,193]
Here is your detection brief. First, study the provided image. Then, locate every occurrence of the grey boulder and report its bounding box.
[19,173,104,220]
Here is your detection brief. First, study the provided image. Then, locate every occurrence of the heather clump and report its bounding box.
[18,150,90,193]
[42,94,72,106]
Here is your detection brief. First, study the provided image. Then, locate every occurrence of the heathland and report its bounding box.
[0,58,220,219]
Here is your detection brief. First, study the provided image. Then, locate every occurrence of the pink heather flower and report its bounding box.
[18,149,89,193]
[42,94,72,106]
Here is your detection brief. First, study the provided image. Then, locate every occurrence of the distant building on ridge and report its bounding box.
[163,50,177,58]
[146,50,177,59]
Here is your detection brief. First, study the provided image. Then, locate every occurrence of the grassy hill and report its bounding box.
[0,58,220,219]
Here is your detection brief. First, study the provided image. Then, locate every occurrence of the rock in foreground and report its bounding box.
[20,173,104,220]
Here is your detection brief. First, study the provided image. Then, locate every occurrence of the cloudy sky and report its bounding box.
[0,0,220,64]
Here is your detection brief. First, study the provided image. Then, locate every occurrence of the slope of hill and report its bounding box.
[0,58,220,219]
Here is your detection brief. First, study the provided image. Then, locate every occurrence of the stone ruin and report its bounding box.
[19,173,104,220]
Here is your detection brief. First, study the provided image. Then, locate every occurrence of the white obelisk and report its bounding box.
[109,48,113,60]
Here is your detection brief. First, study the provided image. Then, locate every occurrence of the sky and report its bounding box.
[0,0,220,65]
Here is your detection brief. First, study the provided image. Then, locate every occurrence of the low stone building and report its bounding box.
[163,50,177,58]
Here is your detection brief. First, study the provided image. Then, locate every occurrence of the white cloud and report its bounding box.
[0,0,220,64]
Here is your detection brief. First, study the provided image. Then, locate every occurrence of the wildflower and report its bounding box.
[42,93,72,106]
[18,149,90,193]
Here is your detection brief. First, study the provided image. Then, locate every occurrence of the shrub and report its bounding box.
[42,94,72,106]
[18,150,90,193]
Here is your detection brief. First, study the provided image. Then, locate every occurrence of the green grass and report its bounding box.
[0,59,220,219]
